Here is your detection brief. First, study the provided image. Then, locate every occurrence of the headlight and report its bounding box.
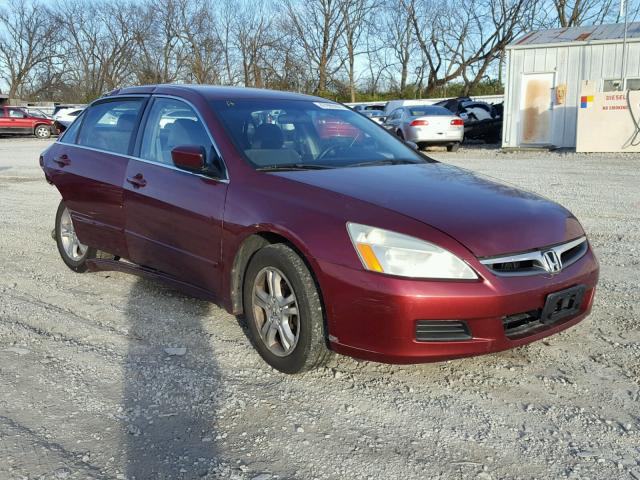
[347,223,477,280]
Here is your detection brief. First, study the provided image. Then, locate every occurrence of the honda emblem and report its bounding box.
[542,250,562,273]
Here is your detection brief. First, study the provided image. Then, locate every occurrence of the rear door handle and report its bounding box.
[126,173,147,188]
[53,154,70,167]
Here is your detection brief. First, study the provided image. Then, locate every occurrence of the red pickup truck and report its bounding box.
[0,106,55,138]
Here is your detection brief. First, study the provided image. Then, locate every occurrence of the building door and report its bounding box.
[519,73,555,145]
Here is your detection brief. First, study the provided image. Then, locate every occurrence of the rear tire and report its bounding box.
[55,200,98,273]
[243,243,330,374]
[447,142,460,152]
[396,129,404,140]
[35,125,51,139]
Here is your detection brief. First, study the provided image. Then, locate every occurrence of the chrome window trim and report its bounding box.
[57,93,229,183]
[144,94,229,182]
[479,236,588,277]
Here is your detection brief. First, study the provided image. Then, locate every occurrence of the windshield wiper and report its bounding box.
[256,163,335,172]
[346,158,426,168]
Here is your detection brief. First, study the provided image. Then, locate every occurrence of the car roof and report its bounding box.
[107,84,328,103]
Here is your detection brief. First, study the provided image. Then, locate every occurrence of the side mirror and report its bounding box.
[405,140,418,150]
[171,145,205,171]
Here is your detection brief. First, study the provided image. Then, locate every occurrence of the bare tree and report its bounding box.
[133,0,186,85]
[176,0,225,84]
[553,0,616,27]
[284,0,346,94]
[405,0,532,96]
[233,2,280,88]
[339,0,378,102]
[0,0,59,98]
[384,0,415,95]
[55,0,141,101]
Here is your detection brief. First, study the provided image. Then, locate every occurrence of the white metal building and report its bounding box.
[502,22,640,148]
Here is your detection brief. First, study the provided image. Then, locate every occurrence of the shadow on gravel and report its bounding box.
[122,278,221,479]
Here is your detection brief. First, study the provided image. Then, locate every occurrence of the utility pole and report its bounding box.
[621,0,629,89]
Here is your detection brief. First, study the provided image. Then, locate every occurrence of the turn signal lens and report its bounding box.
[356,243,383,272]
[450,118,464,126]
[410,119,429,126]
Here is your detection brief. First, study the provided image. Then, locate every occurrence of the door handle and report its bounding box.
[53,154,70,167]
[126,173,147,188]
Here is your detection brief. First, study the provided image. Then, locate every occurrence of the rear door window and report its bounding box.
[8,108,27,118]
[77,98,144,155]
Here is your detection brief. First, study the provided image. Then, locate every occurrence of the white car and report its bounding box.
[54,108,84,128]
[382,105,464,151]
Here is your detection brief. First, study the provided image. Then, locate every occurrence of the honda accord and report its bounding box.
[40,85,599,373]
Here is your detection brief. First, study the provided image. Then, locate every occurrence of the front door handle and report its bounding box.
[53,154,70,167]
[126,173,147,188]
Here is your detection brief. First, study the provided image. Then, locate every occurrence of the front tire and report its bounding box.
[55,201,97,272]
[35,125,52,139]
[243,244,330,374]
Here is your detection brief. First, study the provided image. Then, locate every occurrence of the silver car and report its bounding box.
[382,105,464,152]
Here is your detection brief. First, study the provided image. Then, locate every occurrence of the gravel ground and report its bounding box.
[0,137,638,480]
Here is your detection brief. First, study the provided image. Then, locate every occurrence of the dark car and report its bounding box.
[434,97,503,143]
[0,106,55,138]
[40,85,599,374]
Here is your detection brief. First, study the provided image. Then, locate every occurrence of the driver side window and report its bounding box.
[140,98,214,168]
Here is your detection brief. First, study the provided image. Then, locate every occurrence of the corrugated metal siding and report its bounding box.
[503,40,640,148]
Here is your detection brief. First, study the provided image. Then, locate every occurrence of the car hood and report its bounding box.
[274,163,584,257]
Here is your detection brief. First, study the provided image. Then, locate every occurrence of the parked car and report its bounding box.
[435,96,503,143]
[360,110,387,124]
[383,99,434,115]
[26,108,53,120]
[0,106,55,138]
[40,85,599,374]
[382,105,464,151]
[52,104,86,117]
[53,107,85,132]
[352,103,386,112]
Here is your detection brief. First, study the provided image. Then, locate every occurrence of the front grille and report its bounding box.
[415,320,472,342]
[480,236,588,276]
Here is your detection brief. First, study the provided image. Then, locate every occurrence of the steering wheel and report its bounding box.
[316,144,339,161]
[316,132,364,161]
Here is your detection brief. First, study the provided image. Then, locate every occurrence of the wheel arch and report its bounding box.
[229,231,327,323]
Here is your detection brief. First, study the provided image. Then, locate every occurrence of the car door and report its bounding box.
[0,107,8,133]
[124,96,228,294]
[382,109,400,131]
[6,107,33,133]
[45,97,147,258]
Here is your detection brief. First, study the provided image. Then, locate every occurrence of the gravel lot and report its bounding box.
[1,137,638,480]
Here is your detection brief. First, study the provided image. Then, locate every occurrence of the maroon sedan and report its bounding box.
[40,85,599,373]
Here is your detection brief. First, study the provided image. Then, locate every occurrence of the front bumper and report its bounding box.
[317,248,599,364]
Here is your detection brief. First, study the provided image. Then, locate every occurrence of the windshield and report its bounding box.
[211,99,426,169]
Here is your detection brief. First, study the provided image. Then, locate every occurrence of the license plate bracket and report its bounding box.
[541,284,586,324]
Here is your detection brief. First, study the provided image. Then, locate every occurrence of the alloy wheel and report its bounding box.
[251,266,300,357]
[59,207,88,261]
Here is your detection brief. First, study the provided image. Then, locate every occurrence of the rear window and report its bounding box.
[76,99,144,155]
[408,106,451,116]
